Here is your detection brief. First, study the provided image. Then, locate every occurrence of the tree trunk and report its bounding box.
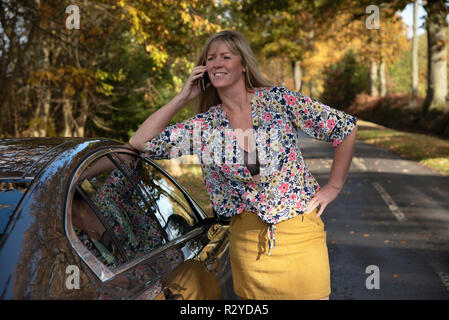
[411,0,419,98]
[39,42,51,137]
[378,26,387,97]
[379,60,387,97]
[280,59,285,87]
[292,60,302,92]
[309,79,314,98]
[423,0,448,113]
[30,96,42,137]
[370,60,379,97]
[76,89,89,137]
[409,0,420,109]
[63,92,74,137]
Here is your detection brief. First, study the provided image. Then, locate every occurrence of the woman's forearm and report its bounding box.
[129,94,188,151]
[78,153,134,182]
[328,125,358,190]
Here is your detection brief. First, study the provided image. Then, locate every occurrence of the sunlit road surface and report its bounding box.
[299,130,449,300]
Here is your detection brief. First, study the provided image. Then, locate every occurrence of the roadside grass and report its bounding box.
[356,119,449,176]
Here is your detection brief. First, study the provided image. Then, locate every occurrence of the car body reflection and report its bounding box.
[0,138,232,300]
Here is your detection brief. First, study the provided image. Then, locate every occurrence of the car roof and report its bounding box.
[0,138,129,179]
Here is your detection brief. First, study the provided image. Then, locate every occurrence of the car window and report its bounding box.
[138,159,198,240]
[0,181,30,239]
[70,153,199,270]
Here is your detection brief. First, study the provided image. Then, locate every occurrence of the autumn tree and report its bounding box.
[0,0,221,139]
[333,0,449,113]
[422,0,448,113]
[221,0,347,95]
[410,0,420,108]
[0,0,37,136]
[223,0,409,101]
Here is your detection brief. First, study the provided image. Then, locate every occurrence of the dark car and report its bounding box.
[0,138,233,300]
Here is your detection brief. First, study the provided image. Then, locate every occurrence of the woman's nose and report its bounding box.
[211,57,224,67]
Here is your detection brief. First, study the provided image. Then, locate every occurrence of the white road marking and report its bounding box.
[437,272,449,291]
[352,157,407,222]
[372,182,407,222]
[353,157,368,171]
[430,262,449,292]
[352,154,449,294]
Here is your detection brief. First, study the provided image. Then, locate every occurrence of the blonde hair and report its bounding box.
[194,30,272,113]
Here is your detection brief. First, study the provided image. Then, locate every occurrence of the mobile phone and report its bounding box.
[199,62,210,92]
[200,70,210,92]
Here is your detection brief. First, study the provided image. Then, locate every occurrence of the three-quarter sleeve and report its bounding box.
[141,114,206,159]
[281,88,357,147]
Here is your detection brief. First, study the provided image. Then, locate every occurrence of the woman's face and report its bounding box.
[205,41,246,91]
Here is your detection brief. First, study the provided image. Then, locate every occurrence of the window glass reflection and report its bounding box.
[0,181,30,238]
[71,154,198,270]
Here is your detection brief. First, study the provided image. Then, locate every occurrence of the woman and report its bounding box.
[130,30,357,300]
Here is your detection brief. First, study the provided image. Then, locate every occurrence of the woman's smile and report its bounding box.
[212,71,228,80]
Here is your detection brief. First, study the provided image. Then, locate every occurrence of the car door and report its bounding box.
[66,148,231,299]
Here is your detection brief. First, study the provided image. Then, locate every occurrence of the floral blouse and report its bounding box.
[142,86,357,254]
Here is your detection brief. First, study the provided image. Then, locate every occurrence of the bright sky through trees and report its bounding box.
[399,0,449,39]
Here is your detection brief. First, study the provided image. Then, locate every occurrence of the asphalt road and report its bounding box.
[299,130,449,300]
[221,129,449,300]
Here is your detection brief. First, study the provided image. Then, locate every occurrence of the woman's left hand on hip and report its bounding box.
[305,183,342,218]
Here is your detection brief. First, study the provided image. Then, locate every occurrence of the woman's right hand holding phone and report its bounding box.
[129,65,209,151]
[178,65,208,102]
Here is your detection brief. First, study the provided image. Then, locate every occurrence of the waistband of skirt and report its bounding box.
[237,210,309,256]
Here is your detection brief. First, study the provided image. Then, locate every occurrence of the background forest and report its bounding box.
[1,0,449,141]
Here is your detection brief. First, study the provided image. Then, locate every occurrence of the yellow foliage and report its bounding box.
[115,0,219,68]
[64,85,76,97]
[296,8,409,93]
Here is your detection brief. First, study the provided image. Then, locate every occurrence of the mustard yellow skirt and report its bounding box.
[229,209,331,300]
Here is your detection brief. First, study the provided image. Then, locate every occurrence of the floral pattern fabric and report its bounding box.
[76,158,184,272]
[142,86,357,230]
[91,159,165,262]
